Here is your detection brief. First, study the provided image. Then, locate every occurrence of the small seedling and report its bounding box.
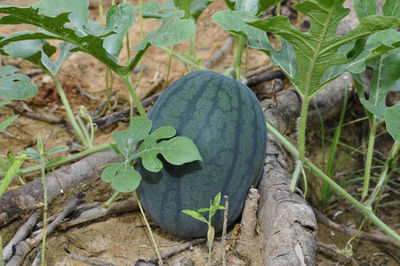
[182,192,225,265]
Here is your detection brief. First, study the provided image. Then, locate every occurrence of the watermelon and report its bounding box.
[136,70,267,237]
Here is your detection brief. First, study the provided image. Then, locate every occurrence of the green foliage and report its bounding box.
[0,65,37,100]
[182,192,225,265]
[248,0,400,98]
[101,117,202,192]
[385,103,400,142]
[0,154,25,198]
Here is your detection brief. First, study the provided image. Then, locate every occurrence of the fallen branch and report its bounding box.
[59,199,138,230]
[93,92,162,129]
[6,102,65,124]
[313,208,400,249]
[0,149,118,226]
[316,241,358,265]
[5,194,82,265]
[246,70,285,87]
[150,239,206,263]
[3,212,40,262]
[202,36,233,69]
[67,249,116,266]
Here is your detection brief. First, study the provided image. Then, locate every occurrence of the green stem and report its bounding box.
[266,119,400,243]
[298,98,310,161]
[52,75,88,146]
[234,36,245,80]
[289,160,303,193]
[104,191,120,208]
[0,235,4,266]
[362,118,376,199]
[190,30,198,62]
[162,46,174,91]
[121,75,146,117]
[158,47,204,70]
[0,143,110,177]
[133,191,163,265]
[365,141,400,207]
[40,159,48,264]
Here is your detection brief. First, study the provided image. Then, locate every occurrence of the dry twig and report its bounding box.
[150,239,206,263]
[313,208,400,249]
[202,36,234,69]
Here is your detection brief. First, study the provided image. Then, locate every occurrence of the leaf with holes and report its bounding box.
[0,65,38,100]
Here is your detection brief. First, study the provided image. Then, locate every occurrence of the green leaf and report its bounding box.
[182,210,208,224]
[257,0,281,15]
[173,0,193,19]
[19,148,40,162]
[103,3,135,62]
[207,225,215,246]
[190,0,213,21]
[213,192,222,207]
[0,154,25,197]
[360,48,400,120]
[212,10,273,51]
[382,0,400,17]
[224,0,235,10]
[353,0,376,20]
[0,65,38,100]
[0,5,128,75]
[133,19,195,51]
[197,208,210,212]
[385,103,400,142]
[45,146,67,156]
[0,114,18,131]
[32,0,90,36]
[133,1,184,21]
[248,0,400,98]
[0,100,11,107]
[235,0,258,15]
[112,116,152,160]
[101,162,142,192]
[134,126,202,172]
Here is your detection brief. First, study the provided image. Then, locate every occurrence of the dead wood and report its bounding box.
[150,239,205,263]
[6,102,65,124]
[258,73,352,265]
[202,36,234,69]
[235,188,260,258]
[0,149,119,226]
[246,70,285,87]
[5,194,82,265]
[313,208,400,249]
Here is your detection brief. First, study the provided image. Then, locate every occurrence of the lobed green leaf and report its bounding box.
[248,0,400,98]
[385,103,400,142]
[101,162,142,192]
[0,65,38,100]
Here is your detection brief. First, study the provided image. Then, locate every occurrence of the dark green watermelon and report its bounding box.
[136,70,267,237]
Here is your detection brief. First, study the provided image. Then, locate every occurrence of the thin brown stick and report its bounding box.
[202,36,233,69]
[6,103,65,124]
[67,250,115,266]
[150,239,206,263]
[221,195,229,266]
[6,194,82,266]
[3,212,40,262]
[317,241,358,266]
[313,208,400,249]
[246,64,273,78]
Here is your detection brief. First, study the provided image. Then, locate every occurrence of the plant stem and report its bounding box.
[40,158,48,265]
[266,119,400,243]
[52,75,88,146]
[0,235,4,266]
[290,97,310,190]
[133,191,163,265]
[162,46,173,91]
[158,47,204,70]
[362,118,376,199]
[0,143,110,177]
[234,36,245,80]
[104,191,120,208]
[365,141,400,207]
[121,75,146,117]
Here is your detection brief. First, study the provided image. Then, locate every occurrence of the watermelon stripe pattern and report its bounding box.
[136,70,267,237]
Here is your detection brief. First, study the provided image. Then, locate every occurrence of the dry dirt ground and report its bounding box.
[0,0,399,265]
